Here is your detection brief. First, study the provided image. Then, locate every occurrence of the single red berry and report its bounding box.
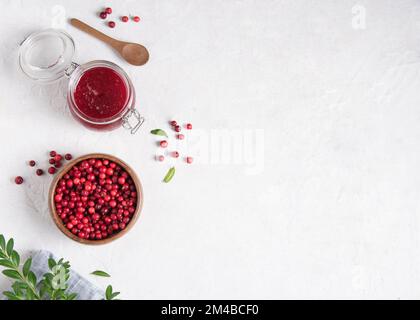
[160,140,168,148]
[29,160,36,167]
[36,169,44,176]
[99,11,107,19]
[49,158,55,164]
[121,16,129,22]
[118,177,126,185]
[186,123,193,130]
[54,154,62,162]
[65,153,72,161]
[175,125,181,132]
[170,120,177,126]
[133,16,140,22]
[105,7,112,14]
[172,151,180,158]
[158,155,165,162]
[176,134,184,140]
[54,162,62,168]
[48,167,56,175]
[108,21,116,28]
[49,151,57,157]
[109,200,117,208]
[14,176,24,185]
[186,156,193,164]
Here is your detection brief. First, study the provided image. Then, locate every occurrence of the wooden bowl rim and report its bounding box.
[48,153,144,245]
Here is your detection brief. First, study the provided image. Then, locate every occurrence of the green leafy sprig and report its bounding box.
[39,258,76,300]
[0,235,40,300]
[0,234,122,300]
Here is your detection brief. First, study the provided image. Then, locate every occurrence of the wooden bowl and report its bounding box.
[48,153,143,245]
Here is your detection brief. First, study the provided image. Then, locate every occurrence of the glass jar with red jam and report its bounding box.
[18,29,144,133]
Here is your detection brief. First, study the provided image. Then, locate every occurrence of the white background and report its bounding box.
[0,0,420,299]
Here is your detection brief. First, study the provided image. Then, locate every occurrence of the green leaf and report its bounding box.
[6,239,14,256]
[163,167,176,183]
[150,129,168,137]
[39,282,48,299]
[91,270,111,278]
[26,288,35,300]
[3,291,20,300]
[23,257,32,277]
[44,273,53,282]
[2,269,21,280]
[111,292,120,299]
[66,293,78,300]
[12,282,23,296]
[48,258,56,270]
[12,281,28,294]
[11,250,20,267]
[0,235,5,250]
[0,259,15,268]
[105,285,113,300]
[28,271,37,287]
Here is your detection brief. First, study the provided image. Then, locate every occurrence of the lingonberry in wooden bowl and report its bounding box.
[48,153,143,245]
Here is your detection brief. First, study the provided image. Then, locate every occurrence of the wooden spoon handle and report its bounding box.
[70,18,119,47]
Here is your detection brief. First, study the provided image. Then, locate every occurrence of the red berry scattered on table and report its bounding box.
[170,120,177,126]
[65,153,72,161]
[186,123,192,130]
[54,154,62,162]
[49,158,55,164]
[29,160,36,167]
[158,155,165,162]
[176,134,184,140]
[48,167,56,175]
[133,16,140,22]
[121,16,129,22]
[99,12,107,19]
[186,157,193,164]
[36,169,44,176]
[172,151,180,158]
[175,125,181,132]
[108,21,116,28]
[50,151,57,157]
[15,176,24,185]
[160,140,168,148]
[105,7,112,14]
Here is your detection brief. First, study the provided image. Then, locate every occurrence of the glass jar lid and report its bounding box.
[19,29,75,83]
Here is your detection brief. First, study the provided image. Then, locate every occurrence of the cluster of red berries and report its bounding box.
[157,121,193,163]
[14,151,73,185]
[48,151,73,175]
[54,158,138,241]
[99,7,141,28]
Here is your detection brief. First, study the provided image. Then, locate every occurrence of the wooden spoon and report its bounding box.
[70,18,149,66]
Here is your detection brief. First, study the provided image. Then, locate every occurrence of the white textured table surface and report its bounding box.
[1,0,420,299]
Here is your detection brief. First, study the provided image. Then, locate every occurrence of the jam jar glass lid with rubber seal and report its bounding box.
[18,29,144,134]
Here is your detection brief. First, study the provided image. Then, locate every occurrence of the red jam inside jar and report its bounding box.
[74,67,128,120]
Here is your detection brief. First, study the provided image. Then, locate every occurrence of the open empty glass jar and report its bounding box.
[19,29,144,133]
